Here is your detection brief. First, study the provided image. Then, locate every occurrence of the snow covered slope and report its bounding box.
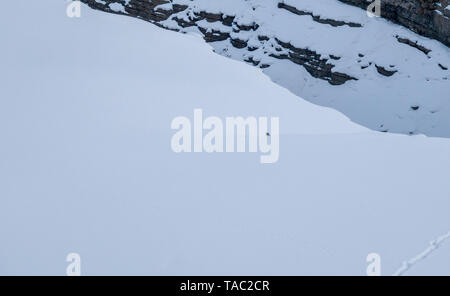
[1,0,450,275]
[82,0,450,138]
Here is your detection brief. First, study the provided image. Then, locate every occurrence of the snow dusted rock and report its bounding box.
[81,0,450,138]
[339,0,450,46]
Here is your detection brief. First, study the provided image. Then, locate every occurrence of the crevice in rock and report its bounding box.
[271,39,358,85]
[438,63,448,70]
[396,36,432,55]
[278,2,363,28]
[376,64,398,76]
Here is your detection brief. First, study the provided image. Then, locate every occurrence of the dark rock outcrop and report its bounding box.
[338,0,450,47]
[80,0,357,85]
[270,39,358,85]
[278,2,363,28]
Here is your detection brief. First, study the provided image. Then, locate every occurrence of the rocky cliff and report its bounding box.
[77,0,450,138]
[81,0,450,47]
[339,0,450,46]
